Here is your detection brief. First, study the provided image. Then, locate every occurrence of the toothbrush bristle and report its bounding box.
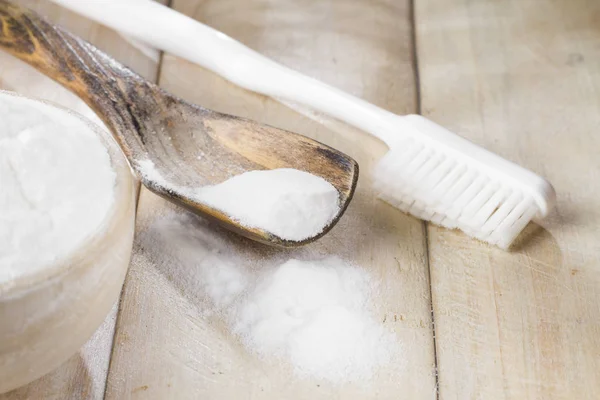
[373,147,541,249]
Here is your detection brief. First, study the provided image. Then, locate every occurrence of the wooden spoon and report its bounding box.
[0,0,358,247]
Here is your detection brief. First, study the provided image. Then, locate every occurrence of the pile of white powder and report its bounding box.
[233,257,395,382]
[194,168,340,241]
[144,214,398,383]
[138,161,340,241]
[0,92,116,282]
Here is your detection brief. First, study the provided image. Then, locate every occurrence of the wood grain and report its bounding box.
[0,0,163,399]
[416,0,600,398]
[104,0,437,399]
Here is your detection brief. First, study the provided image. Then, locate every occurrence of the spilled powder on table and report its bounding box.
[139,213,400,384]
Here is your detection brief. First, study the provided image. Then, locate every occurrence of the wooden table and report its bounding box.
[2,0,599,398]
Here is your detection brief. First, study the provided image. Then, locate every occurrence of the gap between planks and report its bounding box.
[101,3,171,398]
[410,0,441,398]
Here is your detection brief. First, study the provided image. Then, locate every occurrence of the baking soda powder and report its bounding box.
[194,168,340,241]
[144,214,399,383]
[0,93,115,282]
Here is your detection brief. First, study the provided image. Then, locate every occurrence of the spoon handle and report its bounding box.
[0,0,157,160]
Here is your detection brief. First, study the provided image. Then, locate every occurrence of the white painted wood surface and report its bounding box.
[3,0,600,398]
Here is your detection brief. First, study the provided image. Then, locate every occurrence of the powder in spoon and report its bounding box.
[0,93,116,283]
[137,163,341,241]
[193,168,340,241]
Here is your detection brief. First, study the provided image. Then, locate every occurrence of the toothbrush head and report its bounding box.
[372,115,556,249]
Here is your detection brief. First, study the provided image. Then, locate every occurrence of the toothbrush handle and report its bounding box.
[49,0,400,144]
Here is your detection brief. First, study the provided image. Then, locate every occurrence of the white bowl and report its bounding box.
[0,94,136,393]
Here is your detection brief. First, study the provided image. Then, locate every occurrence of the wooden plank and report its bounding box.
[415,0,600,398]
[105,0,437,399]
[0,1,163,398]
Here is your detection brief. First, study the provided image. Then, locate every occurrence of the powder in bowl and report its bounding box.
[0,93,116,283]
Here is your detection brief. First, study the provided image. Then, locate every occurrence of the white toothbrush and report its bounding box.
[50,0,556,248]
